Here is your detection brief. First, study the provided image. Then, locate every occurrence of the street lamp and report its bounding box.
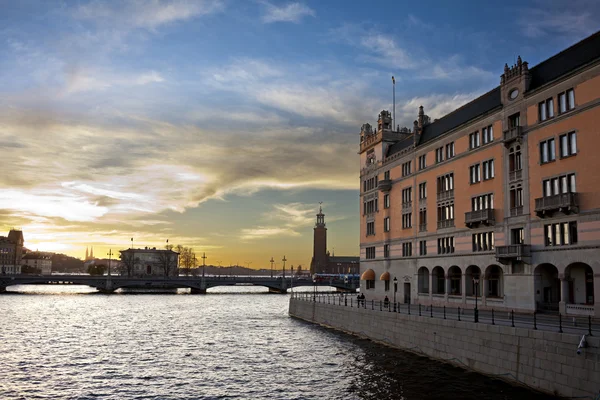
[107,249,113,277]
[270,257,274,278]
[473,277,480,323]
[393,277,398,312]
[282,256,287,280]
[312,274,317,301]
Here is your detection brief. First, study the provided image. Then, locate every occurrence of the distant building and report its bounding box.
[83,258,121,273]
[0,230,24,274]
[119,247,179,277]
[310,206,359,275]
[84,246,95,261]
[21,252,52,275]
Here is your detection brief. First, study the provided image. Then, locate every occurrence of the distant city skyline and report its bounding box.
[1,0,599,268]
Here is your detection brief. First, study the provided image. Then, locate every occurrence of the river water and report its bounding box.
[0,285,557,400]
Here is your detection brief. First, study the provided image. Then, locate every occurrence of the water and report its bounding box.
[0,286,557,400]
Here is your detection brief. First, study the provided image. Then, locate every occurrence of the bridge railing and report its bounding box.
[291,293,600,336]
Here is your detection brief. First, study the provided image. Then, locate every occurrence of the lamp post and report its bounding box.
[393,277,398,312]
[312,274,316,301]
[270,257,274,278]
[473,277,480,323]
[282,256,287,280]
[107,249,113,276]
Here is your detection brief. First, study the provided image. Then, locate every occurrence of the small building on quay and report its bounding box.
[119,247,179,277]
[0,230,24,275]
[310,206,359,275]
[21,252,52,275]
[358,31,600,317]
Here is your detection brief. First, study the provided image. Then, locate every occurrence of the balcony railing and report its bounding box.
[509,169,522,182]
[419,224,427,232]
[535,193,578,217]
[503,126,523,144]
[495,244,531,264]
[402,201,412,212]
[510,206,523,217]
[378,179,392,192]
[437,190,454,202]
[437,219,455,229]
[465,208,495,228]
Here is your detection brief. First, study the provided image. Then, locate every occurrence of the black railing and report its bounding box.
[292,293,599,336]
[495,244,530,260]
[503,126,523,143]
[534,193,578,216]
[465,209,495,227]
[437,190,454,201]
[437,219,455,229]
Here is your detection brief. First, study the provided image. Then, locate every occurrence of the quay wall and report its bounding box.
[289,298,600,398]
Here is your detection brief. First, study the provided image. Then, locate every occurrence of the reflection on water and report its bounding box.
[0,286,557,399]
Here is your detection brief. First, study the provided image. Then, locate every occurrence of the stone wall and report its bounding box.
[289,298,600,398]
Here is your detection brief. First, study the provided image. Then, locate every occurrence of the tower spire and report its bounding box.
[85,247,88,260]
[90,246,94,259]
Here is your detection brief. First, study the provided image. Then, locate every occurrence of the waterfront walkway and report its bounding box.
[293,292,600,337]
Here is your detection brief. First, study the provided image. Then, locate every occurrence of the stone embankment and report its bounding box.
[289,297,600,399]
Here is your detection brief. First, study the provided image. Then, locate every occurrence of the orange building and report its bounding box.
[359,31,600,316]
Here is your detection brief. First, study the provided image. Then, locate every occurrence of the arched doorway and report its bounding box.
[465,265,481,296]
[485,265,503,298]
[448,266,462,295]
[418,267,429,294]
[534,264,560,312]
[565,263,594,305]
[432,266,445,294]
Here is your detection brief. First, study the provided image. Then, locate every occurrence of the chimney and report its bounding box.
[418,106,424,128]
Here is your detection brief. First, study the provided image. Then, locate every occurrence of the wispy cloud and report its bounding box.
[360,33,416,69]
[240,226,301,240]
[519,7,596,39]
[261,1,315,23]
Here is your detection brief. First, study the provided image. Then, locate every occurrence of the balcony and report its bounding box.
[437,190,454,202]
[509,169,522,182]
[534,193,578,217]
[465,209,495,228]
[495,244,531,264]
[419,224,427,232]
[378,179,392,192]
[510,206,523,217]
[437,219,455,230]
[503,126,523,145]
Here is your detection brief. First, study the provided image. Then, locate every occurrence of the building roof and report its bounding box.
[329,256,359,263]
[386,136,415,157]
[528,30,600,91]
[387,30,600,154]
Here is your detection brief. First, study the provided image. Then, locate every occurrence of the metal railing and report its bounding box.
[437,190,454,202]
[534,193,578,214]
[419,224,427,232]
[509,206,523,217]
[437,219,455,229]
[292,292,600,336]
[509,169,522,182]
[503,126,523,142]
[465,209,495,226]
[495,244,531,259]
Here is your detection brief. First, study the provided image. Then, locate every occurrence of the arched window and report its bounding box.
[486,265,503,297]
[418,267,429,294]
[432,266,445,294]
[448,266,462,295]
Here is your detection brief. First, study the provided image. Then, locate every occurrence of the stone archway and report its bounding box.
[565,263,594,305]
[485,265,503,298]
[418,267,429,294]
[448,266,462,295]
[465,265,481,296]
[534,263,560,312]
[432,266,445,294]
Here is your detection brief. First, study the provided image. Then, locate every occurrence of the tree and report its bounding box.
[179,247,195,276]
[157,250,178,277]
[120,251,136,277]
[88,264,106,276]
[21,265,42,274]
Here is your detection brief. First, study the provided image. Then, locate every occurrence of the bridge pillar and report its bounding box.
[0,286,5,293]
[190,287,206,294]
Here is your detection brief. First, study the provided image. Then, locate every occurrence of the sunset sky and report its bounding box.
[1,0,598,269]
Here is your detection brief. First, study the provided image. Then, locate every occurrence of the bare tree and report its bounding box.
[120,251,136,277]
[157,250,178,277]
[179,247,196,276]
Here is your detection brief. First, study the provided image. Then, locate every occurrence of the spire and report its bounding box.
[316,202,325,227]
[85,247,88,260]
[90,246,94,259]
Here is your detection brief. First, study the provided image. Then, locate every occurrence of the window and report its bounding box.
[540,138,556,164]
[402,242,412,257]
[419,240,427,256]
[402,161,412,177]
[384,244,390,258]
[418,182,427,200]
[559,132,577,158]
[445,142,455,159]
[435,147,444,163]
[511,228,524,245]
[402,213,412,229]
[385,280,390,291]
[472,232,495,251]
[366,279,375,289]
[366,222,375,236]
[364,199,377,215]
[383,194,390,209]
[508,112,520,128]
[437,237,455,254]
[545,222,577,246]
[384,170,390,180]
[482,159,495,180]
[558,89,575,114]
[482,125,494,144]
[365,247,376,259]
[471,193,494,211]
[470,164,481,184]
[510,187,523,208]
[543,173,576,196]
[538,98,555,122]
[437,173,454,195]
[469,132,480,149]
[419,154,427,170]
[419,209,427,231]
[509,146,522,172]
[437,203,454,228]
[384,217,390,232]
[402,187,412,205]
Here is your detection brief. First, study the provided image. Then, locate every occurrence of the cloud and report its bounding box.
[261,2,315,23]
[239,227,301,240]
[360,33,416,69]
[63,67,165,94]
[74,0,224,29]
[519,7,596,39]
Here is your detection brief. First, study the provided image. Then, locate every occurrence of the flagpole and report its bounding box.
[392,76,396,131]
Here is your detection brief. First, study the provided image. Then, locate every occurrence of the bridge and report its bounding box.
[0,274,359,294]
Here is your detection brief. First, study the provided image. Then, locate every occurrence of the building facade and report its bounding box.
[359,31,600,317]
[0,230,24,275]
[310,206,360,275]
[21,252,52,275]
[119,247,179,277]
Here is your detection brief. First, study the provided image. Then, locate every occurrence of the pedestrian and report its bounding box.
[384,295,389,309]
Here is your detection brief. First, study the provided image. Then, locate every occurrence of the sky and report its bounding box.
[1,0,599,269]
